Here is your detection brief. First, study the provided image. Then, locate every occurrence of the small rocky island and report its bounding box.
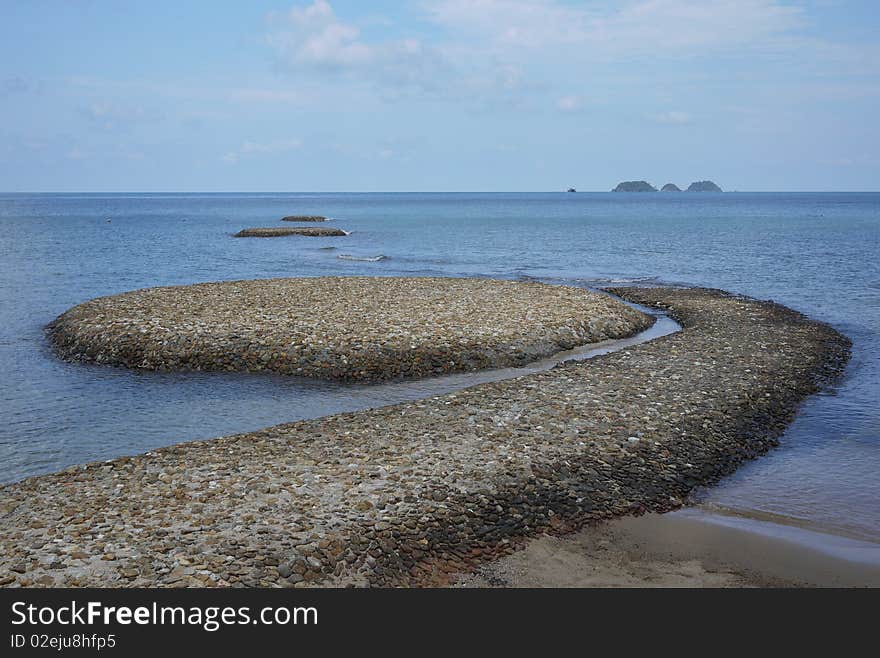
[612,181,657,192]
[686,181,723,192]
[612,180,723,192]
[281,215,327,222]
[234,227,346,238]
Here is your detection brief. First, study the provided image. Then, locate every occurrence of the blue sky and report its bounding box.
[1,0,878,191]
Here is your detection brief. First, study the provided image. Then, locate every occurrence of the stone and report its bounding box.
[0,287,850,589]
[233,227,346,238]
[47,277,651,383]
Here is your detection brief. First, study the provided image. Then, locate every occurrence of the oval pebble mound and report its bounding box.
[3,288,850,587]
[47,277,653,382]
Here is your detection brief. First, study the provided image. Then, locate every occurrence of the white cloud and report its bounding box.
[426,0,588,49]
[228,89,304,104]
[266,1,451,93]
[418,0,814,110]
[268,0,372,70]
[425,0,805,55]
[79,103,161,130]
[556,95,584,112]
[650,110,692,124]
[223,139,302,164]
[591,0,804,53]
[258,1,869,115]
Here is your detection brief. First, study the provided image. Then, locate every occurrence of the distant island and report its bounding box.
[612,181,657,192]
[686,180,723,192]
[612,180,723,192]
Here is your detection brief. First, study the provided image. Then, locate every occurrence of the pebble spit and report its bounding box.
[233,227,346,237]
[47,277,652,382]
[0,287,850,588]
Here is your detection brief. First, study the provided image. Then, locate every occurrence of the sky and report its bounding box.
[1,0,878,191]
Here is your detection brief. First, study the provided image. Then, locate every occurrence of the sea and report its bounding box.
[1,192,878,558]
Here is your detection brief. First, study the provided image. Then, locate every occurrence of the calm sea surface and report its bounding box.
[1,192,878,545]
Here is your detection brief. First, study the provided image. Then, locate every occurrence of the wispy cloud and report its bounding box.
[425,0,587,49]
[2,76,30,96]
[68,76,317,110]
[222,139,302,164]
[817,154,878,168]
[228,88,304,104]
[66,148,89,161]
[649,110,693,125]
[78,102,162,130]
[260,1,839,111]
[425,0,805,55]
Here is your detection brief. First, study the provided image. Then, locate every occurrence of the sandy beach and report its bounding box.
[0,285,850,587]
[456,510,880,588]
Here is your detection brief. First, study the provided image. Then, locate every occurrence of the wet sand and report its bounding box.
[456,510,880,587]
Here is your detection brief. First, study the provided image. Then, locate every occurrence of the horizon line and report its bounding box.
[2,189,879,195]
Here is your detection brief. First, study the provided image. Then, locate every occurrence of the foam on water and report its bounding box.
[337,254,389,262]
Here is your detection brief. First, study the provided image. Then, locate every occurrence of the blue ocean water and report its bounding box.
[0,192,878,544]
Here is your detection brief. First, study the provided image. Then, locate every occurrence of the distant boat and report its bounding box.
[567,188,576,193]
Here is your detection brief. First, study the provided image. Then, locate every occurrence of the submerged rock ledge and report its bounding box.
[47,277,651,382]
[1,288,849,587]
[234,227,346,237]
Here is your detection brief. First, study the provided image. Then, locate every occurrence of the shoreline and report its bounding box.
[455,508,880,588]
[0,287,851,587]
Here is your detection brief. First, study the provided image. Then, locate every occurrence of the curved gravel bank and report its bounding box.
[1,287,849,587]
[47,277,652,382]
[281,215,327,222]
[234,227,346,237]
